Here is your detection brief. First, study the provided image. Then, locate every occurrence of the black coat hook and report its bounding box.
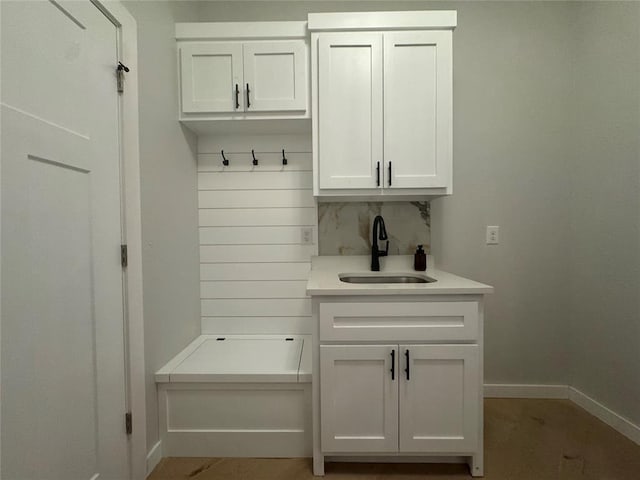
[282,149,288,166]
[221,150,229,166]
[117,61,130,72]
[251,149,258,166]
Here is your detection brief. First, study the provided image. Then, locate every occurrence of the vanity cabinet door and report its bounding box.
[398,344,479,452]
[320,344,398,452]
[384,31,452,189]
[317,33,383,190]
[243,41,307,112]
[179,42,243,113]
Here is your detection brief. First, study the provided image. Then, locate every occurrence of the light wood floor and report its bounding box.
[148,399,640,479]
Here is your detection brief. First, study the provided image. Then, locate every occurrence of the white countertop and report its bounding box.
[307,255,494,296]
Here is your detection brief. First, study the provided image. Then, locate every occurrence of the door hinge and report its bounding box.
[125,412,132,435]
[121,244,128,268]
[117,61,130,94]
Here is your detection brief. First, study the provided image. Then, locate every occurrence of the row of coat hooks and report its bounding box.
[220,149,288,167]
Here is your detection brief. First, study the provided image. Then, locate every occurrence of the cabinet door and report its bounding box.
[320,345,398,452]
[384,31,452,189]
[399,345,479,452]
[318,33,383,190]
[243,41,306,112]
[179,43,243,113]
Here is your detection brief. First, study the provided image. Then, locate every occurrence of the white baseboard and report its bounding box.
[568,387,640,446]
[484,383,569,399]
[146,440,162,478]
[483,383,640,447]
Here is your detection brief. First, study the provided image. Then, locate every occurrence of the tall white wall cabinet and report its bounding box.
[176,22,310,134]
[309,11,456,199]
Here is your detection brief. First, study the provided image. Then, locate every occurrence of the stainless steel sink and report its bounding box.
[339,274,436,284]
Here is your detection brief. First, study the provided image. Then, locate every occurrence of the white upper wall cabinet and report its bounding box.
[176,22,310,135]
[180,43,243,113]
[384,31,452,190]
[309,11,456,199]
[243,41,307,112]
[318,33,383,190]
[180,41,306,114]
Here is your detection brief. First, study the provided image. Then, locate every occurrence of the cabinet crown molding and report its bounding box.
[308,10,457,32]
[176,21,308,41]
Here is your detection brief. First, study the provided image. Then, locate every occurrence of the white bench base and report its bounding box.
[158,382,312,457]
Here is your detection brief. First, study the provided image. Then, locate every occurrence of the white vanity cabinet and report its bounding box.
[176,22,310,133]
[308,11,456,198]
[312,296,484,477]
[307,255,493,478]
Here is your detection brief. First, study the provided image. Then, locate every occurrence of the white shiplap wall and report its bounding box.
[198,133,317,334]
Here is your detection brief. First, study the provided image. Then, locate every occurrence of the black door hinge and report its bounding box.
[125,412,132,435]
[117,61,130,94]
[121,245,128,268]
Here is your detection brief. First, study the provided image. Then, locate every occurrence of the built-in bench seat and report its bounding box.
[156,334,311,383]
[155,335,312,459]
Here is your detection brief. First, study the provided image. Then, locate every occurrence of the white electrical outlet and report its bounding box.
[301,227,314,245]
[486,226,500,245]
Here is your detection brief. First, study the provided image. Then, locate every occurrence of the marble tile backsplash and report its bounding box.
[318,202,430,256]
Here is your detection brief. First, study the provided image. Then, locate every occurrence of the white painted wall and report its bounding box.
[428,2,574,386]
[122,1,202,455]
[568,2,640,426]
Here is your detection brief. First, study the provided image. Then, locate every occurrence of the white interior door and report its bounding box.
[243,41,306,112]
[320,345,398,452]
[1,1,129,478]
[180,42,243,113]
[399,345,479,453]
[318,33,383,190]
[384,31,452,189]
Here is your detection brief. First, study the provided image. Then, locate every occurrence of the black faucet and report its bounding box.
[371,215,389,271]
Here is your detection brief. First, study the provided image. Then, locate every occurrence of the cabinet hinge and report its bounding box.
[125,412,132,435]
[121,244,128,268]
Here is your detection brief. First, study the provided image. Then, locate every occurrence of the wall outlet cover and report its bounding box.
[301,227,314,245]
[486,226,500,245]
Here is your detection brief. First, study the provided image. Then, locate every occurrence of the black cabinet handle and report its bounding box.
[235,84,239,109]
[376,162,380,187]
[390,349,395,380]
[246,83,250,108]
[404,349,410,381]
[388,162,392,186]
